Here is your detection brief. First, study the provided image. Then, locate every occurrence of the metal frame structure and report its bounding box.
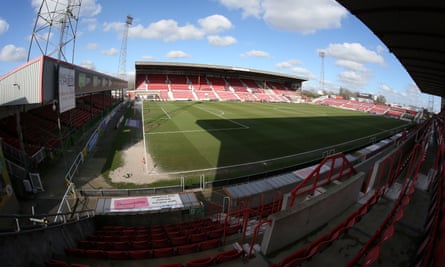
[27,0,82,63]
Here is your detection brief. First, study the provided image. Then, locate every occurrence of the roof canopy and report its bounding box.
[337,0,445,98]
[135,61,306,84]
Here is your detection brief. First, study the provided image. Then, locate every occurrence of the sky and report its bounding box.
[0,0,441,112]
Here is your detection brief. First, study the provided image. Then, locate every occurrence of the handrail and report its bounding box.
[288,152,357,207]
[0,209,95,235]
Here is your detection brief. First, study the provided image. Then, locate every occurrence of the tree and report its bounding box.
[375,95,386,104]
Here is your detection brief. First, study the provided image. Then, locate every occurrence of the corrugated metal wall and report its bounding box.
[0,57,43,106]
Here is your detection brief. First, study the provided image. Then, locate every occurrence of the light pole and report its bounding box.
[318,50,326,93]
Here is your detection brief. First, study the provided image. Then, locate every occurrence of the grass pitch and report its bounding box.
[142,101,410,181]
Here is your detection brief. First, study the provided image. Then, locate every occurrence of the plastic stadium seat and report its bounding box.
[131,240,150,250]
[189,232,207,243]
[85,249,106,259]
[153,247,175,258]
[106,250,129,260]
[207,228,224,239]
[95,241,113,250]
[70,264,92,267]
[184,257,213,267]
[170,235,188,246]
[361,245,380,267]
[199,239,221,251]
[176,243,199,255]
[113,241,131,250]
[45,259,70,267]
[213,249,242,264]
[226,225,241,235]
[381,225,395,243]
[155,263,183,267]
[151,238,170,249]
[128,249,152,259]
[278,248,306,267]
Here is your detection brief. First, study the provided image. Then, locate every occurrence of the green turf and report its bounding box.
[143,101,410,180]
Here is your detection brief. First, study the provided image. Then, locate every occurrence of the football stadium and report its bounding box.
[1,1,445,267]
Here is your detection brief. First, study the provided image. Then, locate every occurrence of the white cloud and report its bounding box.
[80,60,96,70]
[141,55,155,60]
[101,48,118,56]
[207,35,237,46]
[335,59,367,72]
[338,70,370,87]
[0,18,9,35]
[31,0,101,18]
[129,20,204,42]
[166,50,191,59]
[86,43,98,50]
[387,83,425,107]
[125,15,233,42]
[290,66,314,78]
[241,50,270,58]
[0,45,27,62]
[275,59,302,69]
[198,14,233,34]
[321,43,385,89]
[220,0,347,34]
[324,43,384,65]
[79,0,102,17]
[262,0,347,34]
[219,0,263,18]
[82,18,97,31]
[103,22,126,33]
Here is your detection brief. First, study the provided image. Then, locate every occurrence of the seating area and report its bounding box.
[133,74,297,103]
[64,218,243,262]
[0,93,119,161]
[315,97,419,120]
[269,119,434,267]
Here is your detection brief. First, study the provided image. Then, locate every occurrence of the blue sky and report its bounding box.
[0,0,441,112]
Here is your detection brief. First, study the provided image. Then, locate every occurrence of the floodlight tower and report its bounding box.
[118,15,133,80]
[318,50,326,93]
[27,0,82,63]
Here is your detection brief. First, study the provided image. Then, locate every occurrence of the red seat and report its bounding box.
[153,247,175,258]
[361,245,380,267]
[278,248,306,267]
[155,263,183,267]
[152,238,170,249]
[207,228,224,239]
[226,225,241,235]
[85,249,106,259]
[380,225,395,242]
[199,239,221,251]
[70,264,92,267]
[128,249,152,259]
[106,250,128,260]
[184,257,213,267]
[113,241,131,250]
[46,259,70,267]
[132,240,150,250]
[95,241,112,250]
[189,232,207,243]
[213,249,242,264]
[170,235,188,246]
[176,243,199,255]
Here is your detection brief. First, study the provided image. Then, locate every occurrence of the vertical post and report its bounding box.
[181,176,185,192]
